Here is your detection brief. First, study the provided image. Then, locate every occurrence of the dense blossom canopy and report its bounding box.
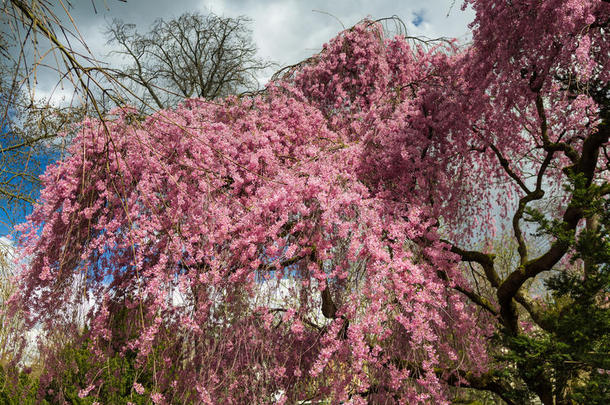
[11,0,610,403]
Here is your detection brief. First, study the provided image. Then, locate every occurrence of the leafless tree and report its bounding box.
[106,12,273,111]
[0,0,99,223]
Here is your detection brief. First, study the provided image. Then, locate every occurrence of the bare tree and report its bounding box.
[0,1,131,224]
[0,95,79,226]
[106,12,273,110]
[1,1,127,114]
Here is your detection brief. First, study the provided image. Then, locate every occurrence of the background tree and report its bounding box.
[0,0,127,226]
[106,12,273,111]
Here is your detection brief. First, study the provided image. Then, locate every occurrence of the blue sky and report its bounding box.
[0,119,58,235]
[412,10,425,27]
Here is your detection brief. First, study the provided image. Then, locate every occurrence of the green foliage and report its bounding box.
[2,299,190,404]
[508,175,610,403]
[41,335,157,404]
[0,341,156,404]
[0,364,41,405]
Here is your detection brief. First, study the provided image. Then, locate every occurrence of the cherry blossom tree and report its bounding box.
[8,1,610,404]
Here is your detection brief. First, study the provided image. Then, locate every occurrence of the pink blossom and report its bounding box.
[151,392,165,404]
[133,382,145,395]
[77,384,95,398]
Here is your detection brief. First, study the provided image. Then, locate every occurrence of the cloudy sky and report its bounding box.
[32,0,475,101]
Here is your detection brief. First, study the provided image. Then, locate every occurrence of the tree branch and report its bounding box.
[488,143,531,194]
[443,240,500,288]
[498,108,609,333]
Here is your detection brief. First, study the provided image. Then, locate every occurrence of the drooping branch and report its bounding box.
[536,94,579,163]
[9,0,113,122]
[366,356,521,405]
[436,266,498,316]
[488,143,531,194]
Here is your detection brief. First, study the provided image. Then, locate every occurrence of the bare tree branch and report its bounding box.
[106,12,274,111]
